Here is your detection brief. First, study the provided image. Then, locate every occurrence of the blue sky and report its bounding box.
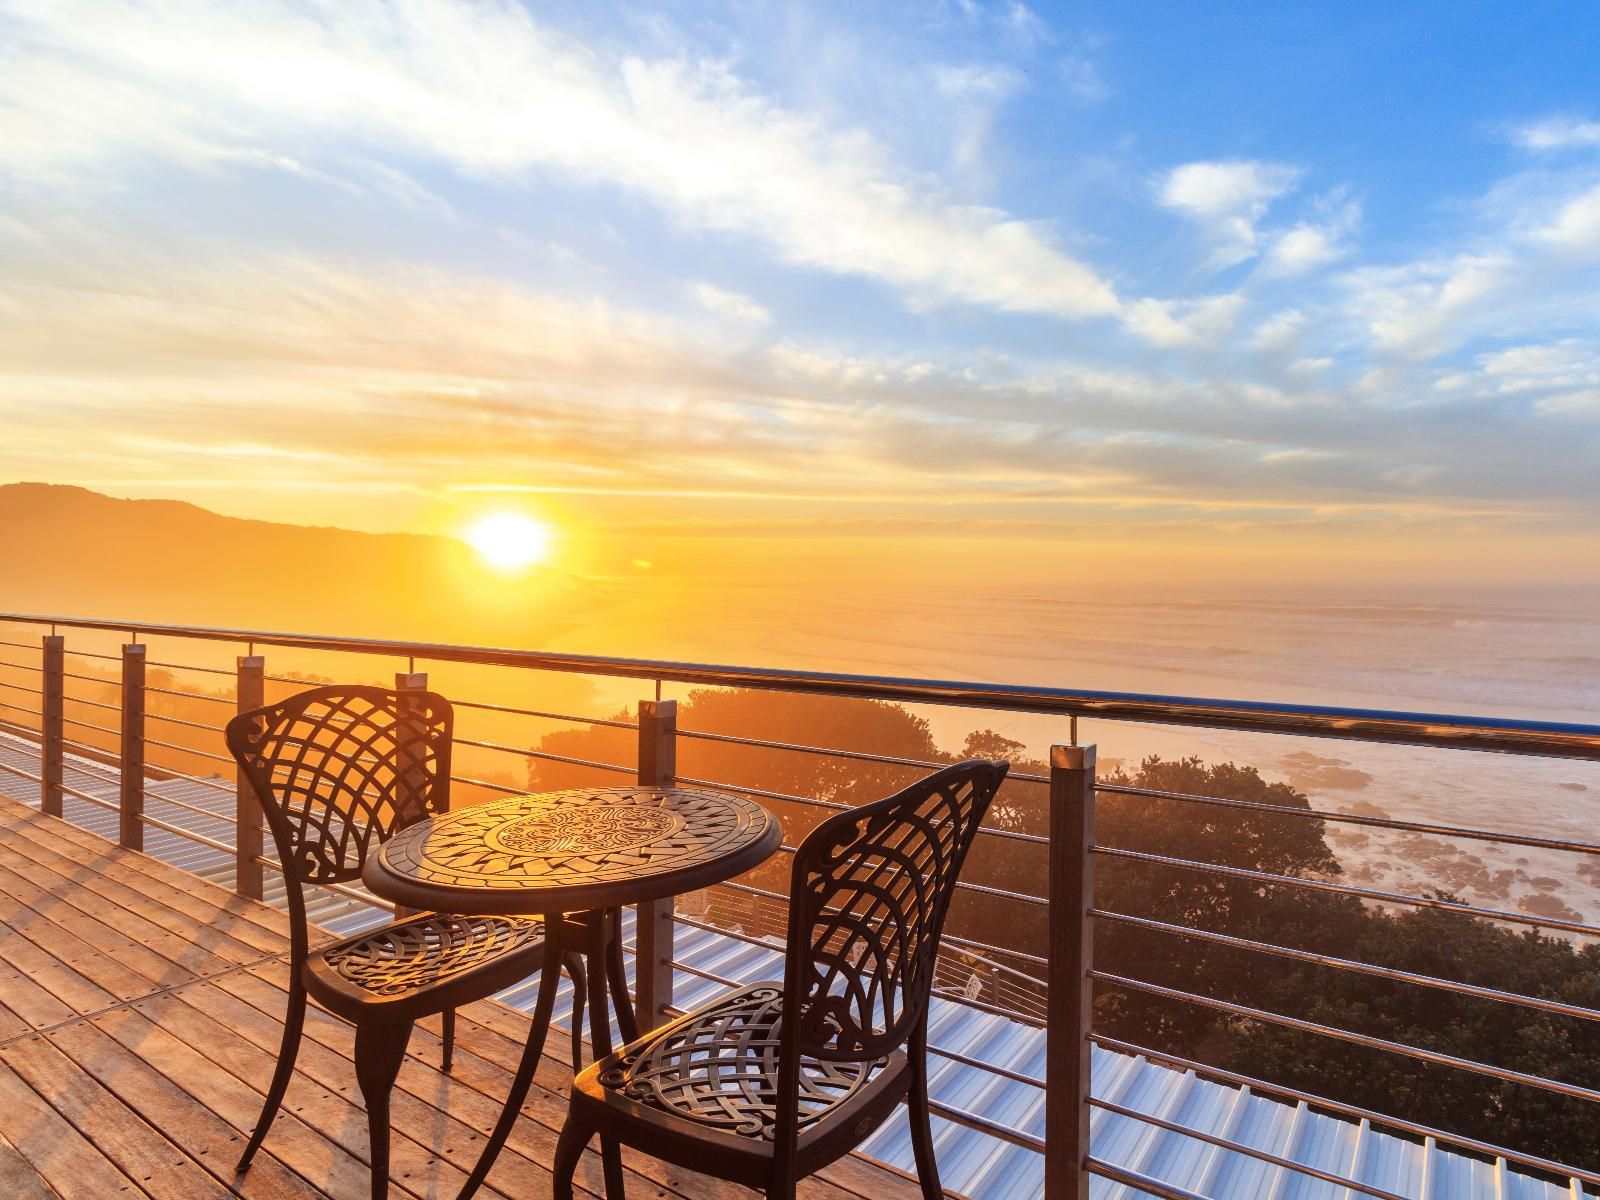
[1,0,1597,586]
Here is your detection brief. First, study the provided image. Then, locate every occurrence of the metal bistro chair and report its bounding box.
[552,758,1010,1200]
[226,685,587,1200]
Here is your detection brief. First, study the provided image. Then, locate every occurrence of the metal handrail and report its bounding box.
[462,736,632,777]
[1097,780,1600,856]
[148,659,234,677]
[1092,907,1600,1022]
[1091,969,1600,1103]
[4,612,1596,758]
[61,715,118,737]
[452,697,637,729]
[1094,843,1600,937]
[145,711,227,734]
[63,694,120,713]
[145,684,233,705]
[141,737,233,766]
[447,772,526,796]
[1085,1161,1207,1200]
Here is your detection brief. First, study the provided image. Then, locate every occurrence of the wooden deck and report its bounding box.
[0,793,929,1200]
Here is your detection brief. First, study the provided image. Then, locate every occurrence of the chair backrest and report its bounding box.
[226,686,452,936]
[782,758,1009,1063]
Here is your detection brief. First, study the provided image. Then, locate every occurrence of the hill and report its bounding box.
[0,483,598,648]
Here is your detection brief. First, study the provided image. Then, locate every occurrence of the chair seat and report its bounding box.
[574,981,905,1172]
[304,911,548,1022]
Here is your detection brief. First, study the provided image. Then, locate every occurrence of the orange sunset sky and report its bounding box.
[3,2,1598,600]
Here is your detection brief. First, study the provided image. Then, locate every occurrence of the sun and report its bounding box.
[464,512,552,571]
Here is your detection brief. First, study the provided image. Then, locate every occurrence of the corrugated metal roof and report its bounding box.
[0,731,1583,1200]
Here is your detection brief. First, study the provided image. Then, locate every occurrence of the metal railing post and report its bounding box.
[1047,741,1096,1200]
[235,655,265,899]
[120,643,146,851]
[41,635,64,817]
[635,697,677,1033]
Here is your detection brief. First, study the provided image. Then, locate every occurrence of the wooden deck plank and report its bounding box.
[125,985,519,1200]
[0,844,257,979]
[0,896,160,1010]
[0,860,210,992]
[0,823,283,957]
[0,1128,64,1200]
[46,1019,319,1200]
[0,1036,235,1200]
[0,1057,148,1200]
[0,799,292,943]
[0,954,78,1034]
[93,1005,399,1200]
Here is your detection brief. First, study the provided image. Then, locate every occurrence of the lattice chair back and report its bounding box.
[782,758,1008,1064]
[227,686,452,938]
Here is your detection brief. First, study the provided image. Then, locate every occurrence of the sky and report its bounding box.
[2,0,1598,594]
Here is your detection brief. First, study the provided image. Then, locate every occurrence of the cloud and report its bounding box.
[1512,116,1600,152]
[0,0,1120,324]
[932,63,1025,99]
[1158,159,1304,268]
[1249,309,1307,352]
[1534,182,1600,252]
[1477,340,1600,393]
[1263,197,1360,276]
[1124,293,1245,348]
[689,281,771,325]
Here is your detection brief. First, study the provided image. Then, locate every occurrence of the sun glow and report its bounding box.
[465,512,552,571]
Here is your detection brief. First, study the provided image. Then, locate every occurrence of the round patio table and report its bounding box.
[362,785,781,1200]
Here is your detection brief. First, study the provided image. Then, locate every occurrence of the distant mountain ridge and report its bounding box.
[0,482,593,646]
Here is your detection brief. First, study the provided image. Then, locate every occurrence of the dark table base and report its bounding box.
[458,908,639,1200]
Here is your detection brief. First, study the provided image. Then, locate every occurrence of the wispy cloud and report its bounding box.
[690,281,771,325]
[1511,115,1600,152]
[0,0,1120,323]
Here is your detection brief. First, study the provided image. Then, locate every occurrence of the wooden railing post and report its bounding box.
[235,655,265,899]
[1047,741,1096,1200]
[120,643,146,851]
[635,697,677,1033]
[41,635,64,818]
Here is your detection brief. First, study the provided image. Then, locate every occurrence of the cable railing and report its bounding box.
[0,611,1597,1200]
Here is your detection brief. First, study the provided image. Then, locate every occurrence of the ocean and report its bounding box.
[573,582,1600,927]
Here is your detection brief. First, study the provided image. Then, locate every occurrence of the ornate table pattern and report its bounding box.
[369,786,778,913]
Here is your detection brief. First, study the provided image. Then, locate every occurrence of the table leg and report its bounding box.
[456,911,565,1200]
[605,907,641,1045]
[586,914,627,1199]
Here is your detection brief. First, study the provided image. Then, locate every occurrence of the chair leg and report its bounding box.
[237,977,307,1172]
[551,1117,591,1200]
[908,1052,943,1200]
[354,1019,414,1200]
[566,953,587,1069]
[441,1008,456,1073]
